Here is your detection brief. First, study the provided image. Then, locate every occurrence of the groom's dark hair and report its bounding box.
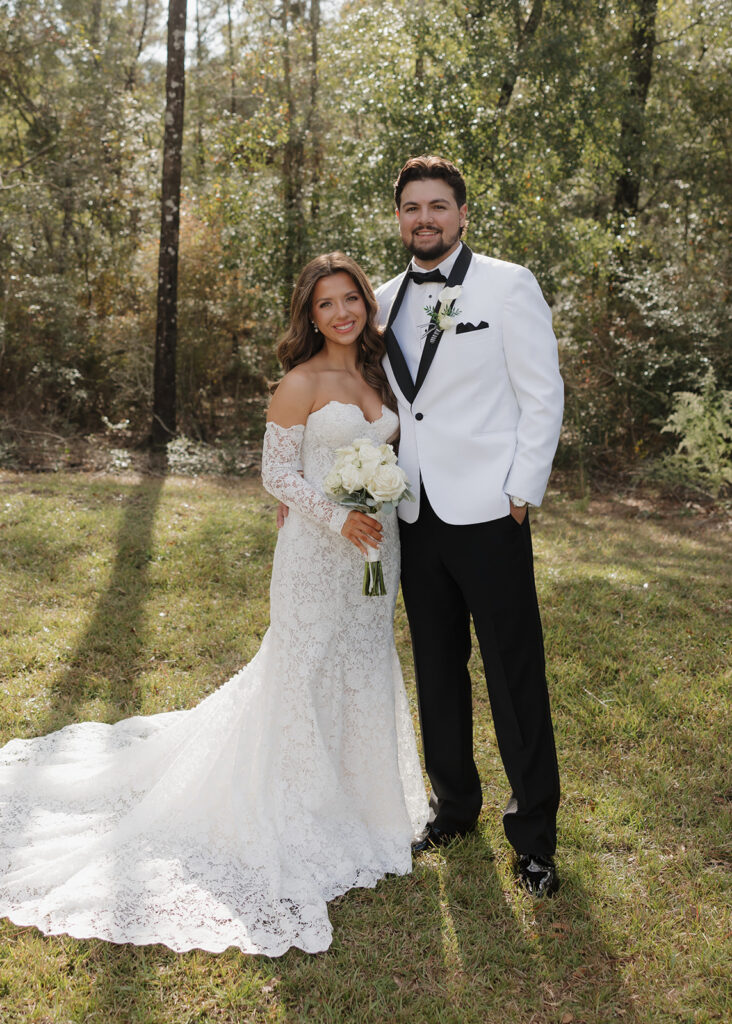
[393,155,467,210]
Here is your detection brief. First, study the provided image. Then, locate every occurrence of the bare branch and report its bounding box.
[125,0,152,91]
[497,0,544,111]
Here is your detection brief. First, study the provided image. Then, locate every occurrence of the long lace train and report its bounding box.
[0,402,428,955]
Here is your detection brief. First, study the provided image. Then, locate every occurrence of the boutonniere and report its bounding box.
[423,286,463,340]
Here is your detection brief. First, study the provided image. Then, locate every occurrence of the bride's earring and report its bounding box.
[311,321,319,333]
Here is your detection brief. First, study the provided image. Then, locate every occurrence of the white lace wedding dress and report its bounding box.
[0,401,428,956]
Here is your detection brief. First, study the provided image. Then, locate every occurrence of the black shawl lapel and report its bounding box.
[413,243,473,397]
[382,270,416,404]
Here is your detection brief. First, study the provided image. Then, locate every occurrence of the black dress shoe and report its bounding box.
[515,853,559,896]
[411,823,475,855]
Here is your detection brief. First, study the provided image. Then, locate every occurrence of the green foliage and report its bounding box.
[0,0,164,424]
[656,367,732,498]
[1,0,730,474]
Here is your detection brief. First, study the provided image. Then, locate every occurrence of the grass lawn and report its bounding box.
[0,470,729,1024]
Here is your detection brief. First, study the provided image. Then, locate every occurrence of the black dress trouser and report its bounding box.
[399,488,560,857]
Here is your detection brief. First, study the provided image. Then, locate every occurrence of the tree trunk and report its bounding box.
[497,0,544,110]
[194,0,205,178]
[415,0,425,82]
[280,0,303,307]
[89,0,103,50]
[308,0,321,220]
[152,0,187,448]
[226,0,237,114]
[125,0,151,91]
[613,0,658,217]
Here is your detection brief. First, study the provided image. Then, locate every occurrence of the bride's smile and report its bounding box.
[311,271,367,345]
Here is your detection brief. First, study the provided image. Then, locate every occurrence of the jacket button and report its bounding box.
[415,412,424,421]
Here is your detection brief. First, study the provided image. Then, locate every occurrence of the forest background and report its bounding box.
[1,0,730,497]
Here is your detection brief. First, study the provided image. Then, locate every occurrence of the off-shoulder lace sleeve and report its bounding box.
[261,422,350,535]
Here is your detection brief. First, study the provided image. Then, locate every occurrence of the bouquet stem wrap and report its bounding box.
[363,513,386,596]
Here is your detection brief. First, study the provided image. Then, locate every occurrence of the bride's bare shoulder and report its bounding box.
[267,366,317,427]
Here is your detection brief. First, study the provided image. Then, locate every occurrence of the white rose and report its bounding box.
[438,310,460,331]
[438,285,462,305]
[340,463,366,493]
[378,443,398,464]
[369,463,408,503]
[334,444,356,466]
[358,449,381,482]
[323,468,342,496]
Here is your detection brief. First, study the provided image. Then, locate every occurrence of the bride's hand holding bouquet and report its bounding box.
[324,437,414,596]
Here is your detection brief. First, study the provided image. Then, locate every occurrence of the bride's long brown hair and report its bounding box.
[275,252,397,412]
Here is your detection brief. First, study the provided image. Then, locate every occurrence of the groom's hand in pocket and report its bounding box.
[509,501,528,525]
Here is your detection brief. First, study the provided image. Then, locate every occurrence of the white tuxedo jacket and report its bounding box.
[375,247,563,525]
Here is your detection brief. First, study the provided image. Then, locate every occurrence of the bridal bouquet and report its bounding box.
[324,437,415,596]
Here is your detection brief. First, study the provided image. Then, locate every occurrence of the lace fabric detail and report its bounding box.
[0,401,428,956]
[262,420,349,535]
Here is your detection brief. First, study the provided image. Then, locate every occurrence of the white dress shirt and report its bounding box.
[391,244,464,381]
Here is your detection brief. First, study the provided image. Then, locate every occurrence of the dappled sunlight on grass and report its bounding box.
[0,473,729,1023]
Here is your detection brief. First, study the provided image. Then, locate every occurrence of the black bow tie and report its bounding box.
[408,269,447,285]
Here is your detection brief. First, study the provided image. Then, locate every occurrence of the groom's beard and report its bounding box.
[406,225,462,262]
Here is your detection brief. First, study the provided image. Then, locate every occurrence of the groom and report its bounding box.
[375,155,563,896]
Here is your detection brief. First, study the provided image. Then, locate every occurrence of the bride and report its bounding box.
[0,253,428,956]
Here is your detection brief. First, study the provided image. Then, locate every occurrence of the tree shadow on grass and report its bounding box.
[6,470,167,1023]
[250,508,728,1024]
[249,833,640,1024]
[255,863,455,1024]
[36,474,166,732]
[435,833,641,1024]
[537,505,728,585]
[444,835,641,1024]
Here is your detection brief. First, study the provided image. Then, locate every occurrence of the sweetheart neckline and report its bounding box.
[309,400,389,426]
